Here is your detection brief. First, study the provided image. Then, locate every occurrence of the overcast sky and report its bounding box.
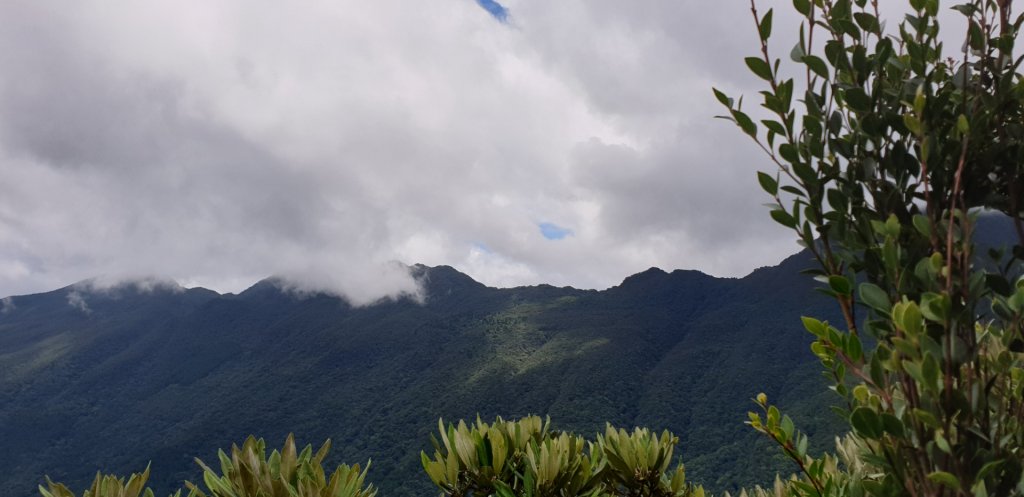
[0,1,960,304]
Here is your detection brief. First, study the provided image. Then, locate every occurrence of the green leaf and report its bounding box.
[904,113,923,135]
[912,215,932,237]
[987,274,1012,296]
[847,333,863,362]
[745,57,774,81]
[957,114,970,134]
[921,293,950,322]
[951,3,977,16]
[732,110,758,137]
[844,88,872,112]
[757,172,778,196]
[792,0,810,16]
[896,302,924,335]
[859,283,891,313]
[850,407,883,438]
[762,119,786,137]
[913,87,926,115]
[801,316,826,336]
[922,353,940,392]
[934,432,953,454]
[827,188,847,212]
[802,56,829,78]
[780,415,795,441]
[780,185,803,196]
[494,481,516,497]
[977,460,1005,480]
[790,42,806,63]
[779,143,800,163]
[927,471,961,490]
[792,161,817,185]
[880,413,905,437]
[884,213,900,238]
[853,12,880,33]
[759,9,773,40]
[828,275,852,296]
[770,209,797,228]
[712,88,732,107]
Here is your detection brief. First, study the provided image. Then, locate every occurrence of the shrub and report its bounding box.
[38,466,177,497]
[421,415,704,497]
[185,434,376,497]
[717,0,1024,496]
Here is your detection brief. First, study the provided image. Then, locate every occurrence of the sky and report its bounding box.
[0,1,963,304]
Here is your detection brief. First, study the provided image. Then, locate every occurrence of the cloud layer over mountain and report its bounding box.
[0,1,949,302]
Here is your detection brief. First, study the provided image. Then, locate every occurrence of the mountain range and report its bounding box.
[0,248,877,497]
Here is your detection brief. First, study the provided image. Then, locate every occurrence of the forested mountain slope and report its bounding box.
[0,250,862,497]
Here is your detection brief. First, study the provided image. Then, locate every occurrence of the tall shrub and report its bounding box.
[716,0,1024,496]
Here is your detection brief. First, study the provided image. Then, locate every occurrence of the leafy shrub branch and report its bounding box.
[716,0,1024,496]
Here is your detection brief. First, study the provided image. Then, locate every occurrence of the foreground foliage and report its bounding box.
[40,436,375,497]
[41,419,702,497]
[717,0,1024,496]
[39,466,178,497]
[420,415,703,497]
[185,435,375,497]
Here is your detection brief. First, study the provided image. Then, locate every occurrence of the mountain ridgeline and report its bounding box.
[2,251,848,496]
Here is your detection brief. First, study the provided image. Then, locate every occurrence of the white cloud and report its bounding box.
[0,0,939,299]
[66,290,91,314]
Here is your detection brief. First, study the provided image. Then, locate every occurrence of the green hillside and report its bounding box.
[0,252,844,497]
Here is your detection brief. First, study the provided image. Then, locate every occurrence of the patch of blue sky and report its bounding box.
[538,223,573,241]
[475,0,510,23]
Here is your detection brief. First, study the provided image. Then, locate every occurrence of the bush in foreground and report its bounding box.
[717,0,1024,495]
[40,419,702,497]
[420,415,702,497]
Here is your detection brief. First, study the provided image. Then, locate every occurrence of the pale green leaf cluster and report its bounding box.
[39,466,177,497]
[184,434,375,497]
[421,415,603,497]
[599,425,701,497]
[421,415,703,497]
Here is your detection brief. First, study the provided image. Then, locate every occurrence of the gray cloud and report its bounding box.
[0,0,932,299]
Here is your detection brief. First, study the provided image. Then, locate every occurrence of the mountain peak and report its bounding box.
[615,267,667,287]
[616,266,716,289]
[414,264,485,292]
[237,276,287,297]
